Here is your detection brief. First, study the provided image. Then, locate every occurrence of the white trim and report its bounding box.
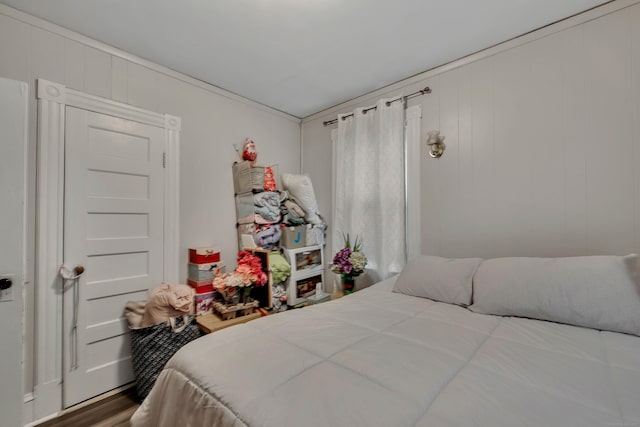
[34,79,180,419]
[24,411,59,427]
[299,125,304,173]
[34,91,65,418]
[303,0,640,124]
[38,79,167,128]
[60,383,135,417]
[329,128,339,287]
[164,114,181,283]
[330,128,338,253]
[20,80,30,417]
[0,4,300,123]
[405,105,422,260]
[165,114,181,132]
[25,383,135,427]
[23,392,35,427]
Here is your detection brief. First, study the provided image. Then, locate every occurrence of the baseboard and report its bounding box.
[26,383,136,427]
[24,412,57,427]
[57,383,135,417]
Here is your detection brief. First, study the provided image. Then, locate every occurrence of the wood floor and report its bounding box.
[36,389,140,427]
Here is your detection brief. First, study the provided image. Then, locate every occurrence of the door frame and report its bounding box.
[33,78,180,418]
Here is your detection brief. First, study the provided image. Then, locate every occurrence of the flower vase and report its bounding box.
[231,293,240,305]
[241,287,253,304]
[341,274,356,295]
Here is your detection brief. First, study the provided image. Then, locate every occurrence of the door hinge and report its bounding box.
[162,152,166,168]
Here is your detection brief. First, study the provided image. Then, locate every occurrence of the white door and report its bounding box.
[63,106,165,407]
[0,78,27,427]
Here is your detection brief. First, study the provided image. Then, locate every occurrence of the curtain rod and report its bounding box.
[322,86,431,126]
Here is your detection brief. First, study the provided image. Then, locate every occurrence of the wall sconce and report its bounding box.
[426,130,445,158]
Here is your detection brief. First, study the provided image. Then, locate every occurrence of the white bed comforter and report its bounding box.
[131,277,640,427]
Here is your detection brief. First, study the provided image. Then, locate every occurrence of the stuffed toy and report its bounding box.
[242,138,257,164]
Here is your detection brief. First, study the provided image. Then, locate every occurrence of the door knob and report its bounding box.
[59,264,85,280]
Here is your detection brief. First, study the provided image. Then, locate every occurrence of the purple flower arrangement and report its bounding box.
[331,234,367,277]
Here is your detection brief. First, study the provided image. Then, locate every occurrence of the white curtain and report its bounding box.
[333,97,406,282]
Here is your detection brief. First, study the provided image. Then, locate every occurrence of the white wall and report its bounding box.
[0,5,301,424]
[302,0,640,263]
[0,78,28,427]
[417,5,640,259]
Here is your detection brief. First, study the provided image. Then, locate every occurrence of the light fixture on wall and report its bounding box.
[426,130,445,158]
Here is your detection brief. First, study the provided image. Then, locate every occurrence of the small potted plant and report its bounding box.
[331,234,367,294]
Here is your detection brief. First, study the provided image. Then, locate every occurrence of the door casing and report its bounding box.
[34,78,180,419]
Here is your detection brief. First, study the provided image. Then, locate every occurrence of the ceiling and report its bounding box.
[1,0,610,118]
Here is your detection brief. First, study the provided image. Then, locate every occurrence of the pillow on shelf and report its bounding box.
[282,173,323,225]
[392,255,482,306]
[469,254,640,336]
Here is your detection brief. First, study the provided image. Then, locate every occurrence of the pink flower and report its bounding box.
[213,274,227,291]
[235,264,254,286]
[234,251,267,286]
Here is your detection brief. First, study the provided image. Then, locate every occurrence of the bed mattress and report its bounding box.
[131,277,640,426]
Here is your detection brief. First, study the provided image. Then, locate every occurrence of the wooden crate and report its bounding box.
[196,312,262,334]
[212,300,259,320]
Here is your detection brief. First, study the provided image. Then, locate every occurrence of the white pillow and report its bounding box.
[392,255,482,306]
[282,173,322,225]
[469,255,640,336]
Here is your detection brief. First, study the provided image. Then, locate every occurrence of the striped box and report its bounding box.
[187,278,213,294]
[188,247,221,264]
[188,262,226,281]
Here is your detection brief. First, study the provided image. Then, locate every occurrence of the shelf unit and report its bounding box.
[282,245,324,306]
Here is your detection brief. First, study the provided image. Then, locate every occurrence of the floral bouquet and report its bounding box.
[213,251,267,305]
[331,234,367,294]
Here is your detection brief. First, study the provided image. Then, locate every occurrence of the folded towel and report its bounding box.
[269,251,291,283]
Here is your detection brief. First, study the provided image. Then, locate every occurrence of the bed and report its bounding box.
[131,255,640,427]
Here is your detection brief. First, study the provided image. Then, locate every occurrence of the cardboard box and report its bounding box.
[189,247,220,264]
[232,162,280,194]
[234,192,255,225]
[306,224,326,246]
[236,223,257,251]
[280,225,306,249]
[232,161,264,194]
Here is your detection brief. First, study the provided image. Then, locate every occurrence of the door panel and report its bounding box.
[63,106,165,407]
[85,291,149,324]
